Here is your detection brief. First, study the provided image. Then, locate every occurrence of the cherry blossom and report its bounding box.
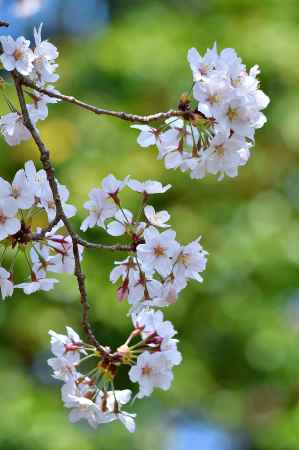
[131,44,269,181]
[48,235,83,274]
[0,24,271,434]
[0,35,34,75]
[24,160,47,198]
[5,169,35,210]
[173,237,208,288]
[0,112,32,146]
[16,271,58,294]
[39,182,76,221]
[144,205,170,228]
[101,174,128,197]
[127,179,171,195]
[49,326,83,358]
[95,390,136,432]
[187,44,218,81]
[107,208,134,236]
[32,23,59,85]
[129,351,173,398]
[81,188,117,231]
[137,226,180,277]
[29,89,60,120]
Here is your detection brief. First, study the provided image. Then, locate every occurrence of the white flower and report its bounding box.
[11,168,35,209]
[16,272,58,294]
[29,89,60,120]
[215,98,255,139]
[61,377,91,407]
[0,169,35,210]
[187,44,218,81]
[32,23,59,85]
[96,390,136,433]
[173,237,208,288]
[62,381,135,431]
[107,209,133,236]
[47,356,78,381]
[160,338,182,368]
[137,226,180,277]
[128,179,171,195]
[126,277,163,312]
[62,379,101,428]
[80,188,117,231]
[129,351,173,398]
[67,396,101,428]
[193,73,232,117]
[0,112,32,146]
[47,235,83,274]
[205,131,251,180]
[39,182,76,222]
[109,257,138,284]
[134,309,176,340]
[132,309,182,368]
[0,200,20,240]
[47,326,86,381]
[0,35,34,75]
[165,118,199,147]
[102,174,127,196]
[151,280,179,308]
[30,243,55,276]
[130,124,158,147]
[49,326,83,359]
[139,45,269,181]
[144,205,170,228]
[0,267,13,300]
[24,160,47,198]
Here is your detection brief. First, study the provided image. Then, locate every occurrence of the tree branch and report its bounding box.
[20,75,184,123]
[12,71,109,356]
[30,229,133,252]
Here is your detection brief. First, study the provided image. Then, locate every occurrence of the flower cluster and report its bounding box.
[0,24,270,434]
[128,309,182,398]
[0,24,59,146]
[0,160,78,299]
[81,174,208,313]
[132,44,269,180]
[48,308,182,431]
[47,326,136,432]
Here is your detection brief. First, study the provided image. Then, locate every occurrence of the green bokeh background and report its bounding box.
[1,1,299,449]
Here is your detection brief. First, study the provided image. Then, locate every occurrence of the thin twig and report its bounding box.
[12,71,109,356]
[76,237,133,252]
[20,75,184,123]
[30,229,133,252]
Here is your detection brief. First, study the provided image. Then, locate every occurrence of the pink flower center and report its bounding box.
[215,145,225,157]
[154,245,165,257]
[13,48,23,61]
[227,106,238,121]
[0,212,7,225]
[207,94,219,105]
[12,187,20,199]
[142,365,152,376]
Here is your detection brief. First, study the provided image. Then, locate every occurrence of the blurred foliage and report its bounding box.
[1,0,299,449]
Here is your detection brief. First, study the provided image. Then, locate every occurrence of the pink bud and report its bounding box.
[117,285,129,302]
[65,343,81,352]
